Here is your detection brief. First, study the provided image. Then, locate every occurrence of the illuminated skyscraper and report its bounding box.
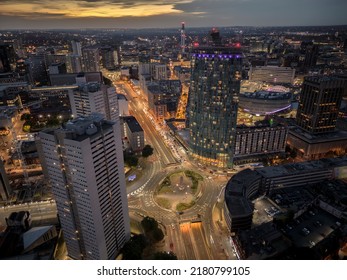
[296,76,344,134]
[188,31,242,168]
[37,113,130,259]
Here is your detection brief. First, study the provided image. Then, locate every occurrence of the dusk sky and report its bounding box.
[1,0,347,29]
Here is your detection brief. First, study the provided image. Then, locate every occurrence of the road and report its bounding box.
[113,78,238,260]
[118,82,178,166]
[0,76,239,260]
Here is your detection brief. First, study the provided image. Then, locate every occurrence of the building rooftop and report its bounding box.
[241,90,292,100]
[289,126,347,143]
[78,82,101,93]
[304,75,345,84]
[0,82,28,91]
[256,157,347,179]
[122,116,143,133]
[117,93,127,100]
[224,169,261,217]
[31,85,78,92]
[43,113,114,142]
[236,120,285,131]
[238,223,290,259]
[23,225,55,251]
[225,157,347,219]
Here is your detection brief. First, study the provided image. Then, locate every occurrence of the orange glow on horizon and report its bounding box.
[0,1,189,19]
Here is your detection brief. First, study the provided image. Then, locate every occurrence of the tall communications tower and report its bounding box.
[180,22,186,54]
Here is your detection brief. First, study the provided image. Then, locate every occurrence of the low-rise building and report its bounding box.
[234,122,288,163]
[121,116,144,153]
[224,157,347,259]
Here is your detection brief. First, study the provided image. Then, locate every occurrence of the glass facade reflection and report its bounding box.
[188,46,242,168]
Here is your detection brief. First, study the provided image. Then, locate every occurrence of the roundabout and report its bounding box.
[154,170,203,212]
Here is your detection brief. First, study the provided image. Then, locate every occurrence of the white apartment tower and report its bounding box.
[68,82,119,122]
[37,113,130,259]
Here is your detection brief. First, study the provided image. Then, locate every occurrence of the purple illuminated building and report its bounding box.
[187,40,243,168]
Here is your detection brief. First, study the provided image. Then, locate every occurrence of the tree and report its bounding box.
[122,234,147,260]
[124,154,138,167]
[142,144,154,158]
[141,216,158,232]
[151,228,164,242]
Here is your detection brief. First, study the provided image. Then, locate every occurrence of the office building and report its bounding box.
[296,76,345,134]
[301,41,319,69]
[68,82,118,122]
[37,113,130,259]
[139,62,168,81]
[48,63,67,75]
[45,54,67,68]
[188,40,242,168]
[117,94,129,116]
[0,82,28,106]
[234,122,288,162]
[287,128,347,159]
[82,48,100,72]
[27,53,49,86]
[147,80,181,120]
[0,43,16,73]
[100,46,116,70]
[66,55,83,73]
[248,66,295,84]
[224,157,347,233]
[121,116,145,152]
[49,72,102,86]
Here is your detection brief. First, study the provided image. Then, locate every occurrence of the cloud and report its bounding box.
[0,0,196,19]
[0,0,346,29]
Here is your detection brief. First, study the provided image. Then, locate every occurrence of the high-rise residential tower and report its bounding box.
[296,76,345,134]
[187,32,242,168]
[37,113,130,259]
[68,82,119,122]
[82,47,100,72]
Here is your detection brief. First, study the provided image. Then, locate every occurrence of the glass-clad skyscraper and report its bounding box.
[188,45,242,168]
[296,76,344,134]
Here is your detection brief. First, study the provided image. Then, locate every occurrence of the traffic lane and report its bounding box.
[180,223,196,260]
[166,224,186,260]
[190,222,211,260]
[122,83,177,165]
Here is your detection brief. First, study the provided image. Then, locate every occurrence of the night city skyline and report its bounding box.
[1,0,347,262]
[1,0,347,30]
